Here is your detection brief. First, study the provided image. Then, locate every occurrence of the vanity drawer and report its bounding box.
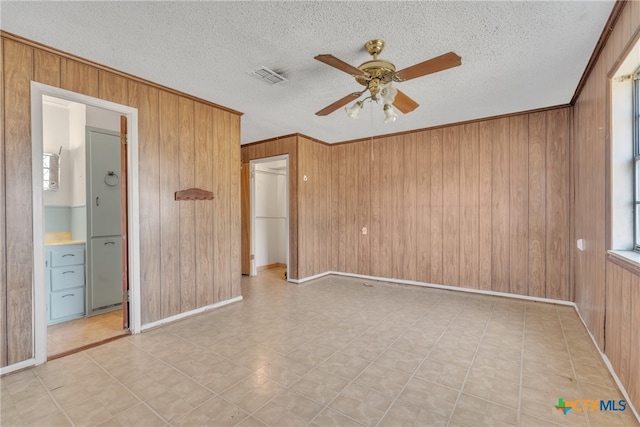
[51,265,84,291]
[50,288,84,319]
[51,248,85,267]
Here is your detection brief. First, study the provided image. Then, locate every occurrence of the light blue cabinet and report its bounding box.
[46,243,85,324]
[90,237,122,310]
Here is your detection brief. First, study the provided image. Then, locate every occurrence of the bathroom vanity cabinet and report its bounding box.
[45,243,86,324]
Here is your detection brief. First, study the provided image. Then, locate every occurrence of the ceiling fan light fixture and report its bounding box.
[383,104,398,124]
[380,82,398,105]
[315,39,460,119]
[345,101,364,119]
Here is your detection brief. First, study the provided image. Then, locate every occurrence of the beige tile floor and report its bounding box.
[48,310,127,359]
[1,267,638,426]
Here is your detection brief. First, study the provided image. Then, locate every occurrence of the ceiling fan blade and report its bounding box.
[315,92,362,116]
[315,54,369,77]
[393,90,419,114]
[394,52,461,82]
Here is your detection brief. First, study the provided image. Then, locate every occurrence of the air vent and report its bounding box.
[250,67,288,85]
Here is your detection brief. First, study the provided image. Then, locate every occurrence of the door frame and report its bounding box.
[250,155,289,277]
[30,82,141,365]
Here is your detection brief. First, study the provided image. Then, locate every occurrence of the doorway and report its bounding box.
[242,155,289,278]
[31,82,141,364]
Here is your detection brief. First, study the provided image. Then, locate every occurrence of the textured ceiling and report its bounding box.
[1,1,614,144]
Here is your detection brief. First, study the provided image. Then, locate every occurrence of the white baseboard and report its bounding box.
[0,358,35,376]
[141,296,243,331]
[288,271,331,284]
[572,305,640,423]
[326,270,576,307]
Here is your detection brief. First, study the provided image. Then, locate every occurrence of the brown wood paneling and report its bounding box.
[4,39,34,364]
[325,110,570,299]
[61,58,98,97]
[128,81,161,324]
[509,115,529,295]
[460,123,479,288]
[378,137,393,279]
[370,138,382,278]
[214,109,231,300]
[605,263,618,372]
[618,267,631,388]
[345,142,358,274]
[568,2,638,357]
[178,97,196,312]
[604,259,639,413]
[34,49,60,87]
[229,114,242,297]
[298,136,331,278]
[357,140,371,276]
[240,162,251,276]
[402,134,417,280]
[546,108,570,300]
[491,118,510,293]
[477,121,493,290]
[331,144,344,271]
[98,70,128,105]
[286,139,299,280]
[527,112,546,297]
[195,103,215,304]
[391,136,405,279]
[430,129,444,283]
[0,37,6,367]
[416,131,431,283]
[442,126,460,286]
[159,91,180,318]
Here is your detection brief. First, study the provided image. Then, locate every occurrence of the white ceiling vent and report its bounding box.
[250,66,288,85]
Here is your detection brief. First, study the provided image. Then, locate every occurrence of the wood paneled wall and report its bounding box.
[1,34,241,368]
[573,1,639,348]
[605,257,640,412]
[572,0,640,413]
[330,110,571,298]
[298,136,331,278]
[241,136,299,279]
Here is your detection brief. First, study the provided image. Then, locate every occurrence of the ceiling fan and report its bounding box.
[315,39,461,122]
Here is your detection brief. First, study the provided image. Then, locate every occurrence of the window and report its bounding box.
[43,152,59,191]
[610,39,640,254]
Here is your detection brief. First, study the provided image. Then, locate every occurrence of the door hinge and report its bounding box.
[250,254,255,260]
[122,135,128,145]
[123,289,130,302]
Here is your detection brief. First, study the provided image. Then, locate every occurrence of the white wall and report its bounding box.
[254,160,287,267]
[42,97,87,208]
[86,105,120,132]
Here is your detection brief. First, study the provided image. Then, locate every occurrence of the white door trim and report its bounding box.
[249,155,289,279]
[30,82,141,365]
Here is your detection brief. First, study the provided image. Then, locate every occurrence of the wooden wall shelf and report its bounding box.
[175,188,214,201]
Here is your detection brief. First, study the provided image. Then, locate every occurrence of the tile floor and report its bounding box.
[1,268,638,426]
[48,310,127,359]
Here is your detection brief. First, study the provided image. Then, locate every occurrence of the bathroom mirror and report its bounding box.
[43,152,60,191]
